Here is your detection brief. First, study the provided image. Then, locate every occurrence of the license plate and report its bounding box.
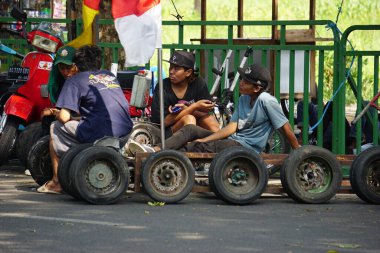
[7,66,30,81]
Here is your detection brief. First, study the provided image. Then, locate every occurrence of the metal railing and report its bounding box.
[1,17,378,155]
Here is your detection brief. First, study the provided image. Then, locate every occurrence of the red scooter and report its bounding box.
[0,7,64,164]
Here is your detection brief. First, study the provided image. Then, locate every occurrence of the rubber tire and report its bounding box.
[27,135,52,186]
[142,150,195,203]
[130,123,161,145]
[209,147,269,205]
[70,146,129,205]
[350,146,380,204]
[16,122,46,166]
[280,145,342,204]
[264,130,292,176]
[0,92,11,116]
[0,117,19,165]
[264,130,291,154]
[58,143,92,199]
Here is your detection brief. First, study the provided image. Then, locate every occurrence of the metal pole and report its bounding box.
[158,48,165,149]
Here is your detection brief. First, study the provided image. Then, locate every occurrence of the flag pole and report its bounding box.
[157,48,165,149]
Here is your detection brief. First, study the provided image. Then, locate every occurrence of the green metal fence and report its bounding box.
[0,17,379,155]
[338,25,380,154]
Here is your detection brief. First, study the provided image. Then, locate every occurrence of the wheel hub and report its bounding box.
[152,161,183,192]
[298,160,328,191]
[87,162,113,189]
[228,167,248,186]
[131,128,152,145]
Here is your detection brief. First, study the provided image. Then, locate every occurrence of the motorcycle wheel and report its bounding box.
[142,150,194,203]
[130,123,161,146]
[209,147,269,205]
[0,117,19,165]
[350,146,380,204]
[58,143,92,199]
[16,122,46,166]
[70,146,129,205]
[280,145,342,204]
[27,135,52,186]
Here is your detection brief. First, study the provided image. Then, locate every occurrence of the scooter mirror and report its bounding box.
[11,7,27,22]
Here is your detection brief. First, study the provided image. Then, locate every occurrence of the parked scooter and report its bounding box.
[0,42,24,117]
[0,7,64,164]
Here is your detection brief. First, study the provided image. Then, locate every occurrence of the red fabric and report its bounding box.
[123,89,152,117]
[84,0,101,10]
[111,0,160,19]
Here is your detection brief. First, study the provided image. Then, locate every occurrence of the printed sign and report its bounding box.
[7,66,30,81]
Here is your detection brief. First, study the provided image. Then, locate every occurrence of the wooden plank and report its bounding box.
[274,29,316,43]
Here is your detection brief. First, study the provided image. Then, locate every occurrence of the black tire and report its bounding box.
[264,130,291,176]
[142,150,194,203]
[209,147,269,205]
[130,123,161,145]
[70,146,129,205]
[350,146,380,204]
[280,145,342,204]
[16,122,46,166]
[58,143,92,199]
[27,135,52,186]
[264,130,291,154]
[280,99,290,118]
[0,92,11,116]
[0,117,19,165]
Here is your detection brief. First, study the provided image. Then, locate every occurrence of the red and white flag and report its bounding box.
[112,0,162,67]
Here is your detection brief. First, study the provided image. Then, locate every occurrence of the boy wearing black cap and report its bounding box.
[150,50,219,138]
[129,64,300,154]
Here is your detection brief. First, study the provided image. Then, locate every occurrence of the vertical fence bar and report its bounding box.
[275,50,281,102]
[317,50,325,147]
[280,25,286,45]
[261,50,267,67]
[289,50,295,128]
[228,25,233,45]
[356,56,363,152]
[178,24,184,46]
[207,49,214,91]
[333,29,341,154]
[373,55,379,145]
[302,50,310,144]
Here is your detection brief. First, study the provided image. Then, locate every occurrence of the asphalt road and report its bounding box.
[0,161,379,253]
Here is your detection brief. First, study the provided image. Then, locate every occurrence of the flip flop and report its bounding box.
[37,182,62,195]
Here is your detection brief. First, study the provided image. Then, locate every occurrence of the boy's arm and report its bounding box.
[56,108,72,124]
[196,121,237,142]
[277,122,301,150]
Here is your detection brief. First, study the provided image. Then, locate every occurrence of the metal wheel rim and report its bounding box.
[85,160,118,194]
[149,158,189,196]
[366,160,380,194]
[296,158,332,193]
[131,129,152,145]
[221,158,259,195]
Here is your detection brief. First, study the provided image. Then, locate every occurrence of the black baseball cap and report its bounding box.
[238,64,272,89]
[164,50,195,70]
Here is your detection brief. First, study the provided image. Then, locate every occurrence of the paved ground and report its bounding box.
[1,161,379,253]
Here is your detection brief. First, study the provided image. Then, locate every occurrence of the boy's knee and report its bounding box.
[181,114,196,125]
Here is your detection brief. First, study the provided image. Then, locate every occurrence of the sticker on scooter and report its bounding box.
[38,61,52,71]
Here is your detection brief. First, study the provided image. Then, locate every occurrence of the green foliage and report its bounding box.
[162,0,379,104]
